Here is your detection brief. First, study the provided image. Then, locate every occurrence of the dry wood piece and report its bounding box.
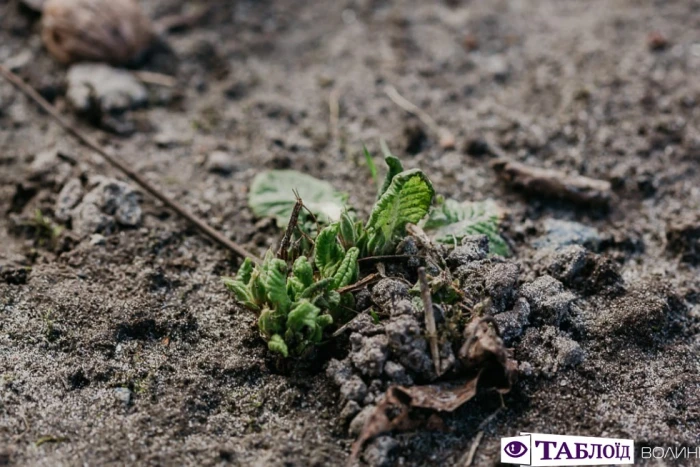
[42,0,154,65]
[492,159,612,206]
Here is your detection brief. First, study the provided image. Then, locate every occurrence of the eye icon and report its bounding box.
[504,441,528,458]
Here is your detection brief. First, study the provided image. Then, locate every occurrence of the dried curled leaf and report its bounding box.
[42,0,154,65]
[351,316,517,461]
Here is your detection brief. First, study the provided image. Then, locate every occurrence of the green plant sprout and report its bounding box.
[225,148,509,358]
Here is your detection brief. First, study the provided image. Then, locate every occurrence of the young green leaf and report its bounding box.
[378,151,404,198]
[332,247,359,289]
[366,169,435,254]
[422,198,510,256]
[286,299,321,334]
[268,334,289,357]
[292,256,314,289]
[235,258,254,284]
[249,170,347,227]
[222,276,258,310]
[339,211,357,248]
[264,258,291,314]
[363,145,379,188]
[314,223,345,278]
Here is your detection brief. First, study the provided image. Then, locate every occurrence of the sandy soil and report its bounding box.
[1,0,699,465]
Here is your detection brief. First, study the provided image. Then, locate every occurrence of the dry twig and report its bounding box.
[0,64,260,263]
[461,430,484,467]
[492,158,611,206]
[418,267,441,376]
[132,70,176,87]
[384,85,455,149]
[276,191,303,261]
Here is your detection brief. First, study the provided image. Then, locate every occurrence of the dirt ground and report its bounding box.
[1,0,699,465]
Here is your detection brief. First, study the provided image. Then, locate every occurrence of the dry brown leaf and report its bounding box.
[42,0,154,65]
[349,317,518,463]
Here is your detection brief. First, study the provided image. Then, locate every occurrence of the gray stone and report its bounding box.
[485,262,520,312]
[446,235,489,268]
[339,375,367,402]
[533,219,601,251]
[383,361,413,385]
[362,436,398,467]
[349,405,375,436]
[69,178,141,236]
[493,297,530,344]
[55,178,84,222]
[326,358,353,386]
[520,275,575,326]
[545,245,589,283]
[350,333,389,377]
[339,400,361,424]
[114,387,132,405]
[206,151,235,174]
[371,279,409,309]
[66,64,147,114]
[384,315,434,380]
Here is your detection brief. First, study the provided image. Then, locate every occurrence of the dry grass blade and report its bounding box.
[0,64,261,264]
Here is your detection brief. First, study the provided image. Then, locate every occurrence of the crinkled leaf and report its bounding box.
[259,307,284,337]
[235,258,254,285]
[378,153,404,199]
[222,276,258,310]
[268,334,289,357]
[264,258,291,314]
[332,247,359,289]
[423,199,510,256]
[366,169,435,254]
[339,211,357,248]
[299,277,333,300]
[314,223,345,278]
[292,256,313,289]
[286,300,320,334]
[249,170,347,227]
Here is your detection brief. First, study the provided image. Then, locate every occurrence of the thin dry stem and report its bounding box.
[418,267,441,376]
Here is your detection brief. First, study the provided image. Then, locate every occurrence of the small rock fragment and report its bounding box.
[493,298,530,344]
[206,150,235,174]
[349,405,375,436]
[66,63,147,114]
[543,245,588,284]
[371,279,409,309]
[339,400,361,424]
[55,178,84,222]
[383,361,413,385]
[533,219,601,251]
[485,262,520,312]
[362,436,398,467]
[326,358,353,386]
[340,375,368,402]
[384,315,434,380]
[446,235,489,268]
[70,178,142,236]
[114,387,132,405]
[520,275,575,326]
[350,334,389,377]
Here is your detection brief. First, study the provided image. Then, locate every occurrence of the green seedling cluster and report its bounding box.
[226,149,508,358]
